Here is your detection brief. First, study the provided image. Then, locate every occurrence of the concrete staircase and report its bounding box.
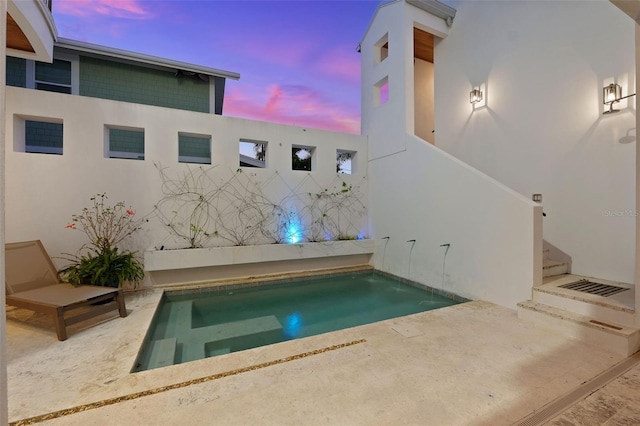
[518,274,639,356]
[543,248,570,278]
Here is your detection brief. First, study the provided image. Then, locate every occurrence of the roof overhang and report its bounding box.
[359,0,456,50]
[6,0,57,62]
[406,0,456,26]
[55,37,240,81]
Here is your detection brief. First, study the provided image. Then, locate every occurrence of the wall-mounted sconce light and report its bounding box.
[470,89,483,104]
[603,83,635,114]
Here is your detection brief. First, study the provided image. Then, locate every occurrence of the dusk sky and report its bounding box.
[52,0,382,134]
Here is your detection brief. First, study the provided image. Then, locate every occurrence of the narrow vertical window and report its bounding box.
[374,77,389,106]
[375,33,389,64]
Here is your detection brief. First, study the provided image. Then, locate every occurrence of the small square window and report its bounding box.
[239,139,267,168]
[292,145,315,171]
[336,150,356,174]
[179,133,211,164]
[107,127,144,160]
[23,120,63,155]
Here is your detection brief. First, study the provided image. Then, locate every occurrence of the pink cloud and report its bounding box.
[55,0,152,19]
[313,48,361,82]
[225,84,359,134]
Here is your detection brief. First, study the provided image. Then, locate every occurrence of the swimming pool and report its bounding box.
[133,271,460,372]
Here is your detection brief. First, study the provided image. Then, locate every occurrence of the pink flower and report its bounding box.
[65,223,76,229]
[126,209,135,216]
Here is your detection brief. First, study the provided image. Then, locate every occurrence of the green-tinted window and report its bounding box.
[109,128,144,160]
[6,57,26,87]
[35,59,71,94]
[25,121,63,155]
[179,134,211,164]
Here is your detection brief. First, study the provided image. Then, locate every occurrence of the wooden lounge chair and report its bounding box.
[5,240,127,341]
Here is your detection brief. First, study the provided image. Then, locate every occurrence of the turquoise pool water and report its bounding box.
[133,272,460,372]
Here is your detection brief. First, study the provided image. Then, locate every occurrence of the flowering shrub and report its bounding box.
[59,193,146,288]
[67,193,143,253]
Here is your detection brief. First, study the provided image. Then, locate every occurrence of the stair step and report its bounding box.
[517,301,639,356]
[533,284,635,327]
[147,337,177,370]
[165,300,193,337]
[543,259,569,277]
[182,315,283,362]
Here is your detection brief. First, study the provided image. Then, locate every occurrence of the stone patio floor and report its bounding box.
[5,289,640,425]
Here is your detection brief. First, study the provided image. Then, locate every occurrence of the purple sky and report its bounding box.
[52,0,381,134]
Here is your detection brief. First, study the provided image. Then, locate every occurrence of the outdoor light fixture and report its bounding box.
[603,83,635,114]
[470,89,483,104]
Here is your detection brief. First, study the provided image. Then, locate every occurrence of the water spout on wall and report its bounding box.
[440,243,450,293]
[380,236,390,271]
[407,239,416,278]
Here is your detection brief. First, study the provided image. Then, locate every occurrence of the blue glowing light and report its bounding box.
[284,312,303,338]
[286,212,303,244]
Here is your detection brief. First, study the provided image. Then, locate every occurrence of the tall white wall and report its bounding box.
[435,0,636,283]
[5,87,368,273]
[369,134,541,309]
[362,1,541,310]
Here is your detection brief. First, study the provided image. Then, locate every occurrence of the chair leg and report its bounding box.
[54,308,67,341]
[116,290,128,318]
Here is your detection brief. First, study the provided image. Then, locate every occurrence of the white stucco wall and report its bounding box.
[435,0,636,283]
[362,0,449,160]
[369,134,541,309]
[4,87,368,275]
[362,0,542,310]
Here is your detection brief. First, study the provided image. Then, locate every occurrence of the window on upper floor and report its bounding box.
[26,53,79,94]
[34,59,72,94]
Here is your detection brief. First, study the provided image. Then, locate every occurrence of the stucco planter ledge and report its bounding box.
[144,240,374,272]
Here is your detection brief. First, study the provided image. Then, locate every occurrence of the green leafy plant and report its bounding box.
[59,193,146,288]
[59,247,144,287]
